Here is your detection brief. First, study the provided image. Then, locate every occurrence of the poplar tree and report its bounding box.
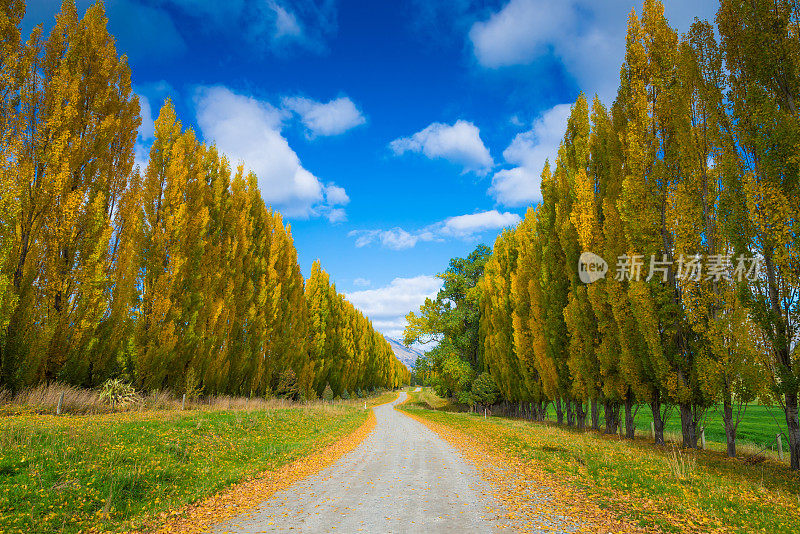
[717,0,800,469]
[136,101,207,391]
[0,0,24,365]
[481,230,526,404]
[619,0,708,448]
[510,209,548,419]
[558,94,598,430]
[535,163,573,423]
[1,0,140,388]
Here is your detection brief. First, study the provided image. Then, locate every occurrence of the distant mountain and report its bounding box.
[386,337,424,370]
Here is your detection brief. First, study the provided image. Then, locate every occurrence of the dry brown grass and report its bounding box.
[3,382,102,414]
[0,382,397,416]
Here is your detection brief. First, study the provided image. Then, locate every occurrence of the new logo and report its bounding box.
[578,252,608,284]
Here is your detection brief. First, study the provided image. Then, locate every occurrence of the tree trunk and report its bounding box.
[680,402,698,449]
[785,392,800,470]
[624,394,636,439]
[722,381,736,458]
[650,392,665,445]
[604,400,619,435]
[576,402,586,431]
[556,398,564,424]
[566,399,574,427]
[591,398,600,431]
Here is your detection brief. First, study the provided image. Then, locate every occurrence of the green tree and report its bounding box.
[717,0,800,468]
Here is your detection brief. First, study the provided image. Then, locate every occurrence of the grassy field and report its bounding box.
[537,402,789,454]
[0,393,396,534]
[401,390,800,534]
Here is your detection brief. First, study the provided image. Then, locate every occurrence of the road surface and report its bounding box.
[212,392,512,533]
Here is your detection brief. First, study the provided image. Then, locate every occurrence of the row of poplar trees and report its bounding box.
[0,0,408,397]
[479,0,800,470]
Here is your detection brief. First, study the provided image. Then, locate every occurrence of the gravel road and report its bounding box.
[212,392,513,533]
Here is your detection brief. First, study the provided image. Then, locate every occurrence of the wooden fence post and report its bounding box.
[650,421,655,440]
[57,392,64,415]
[700,427,706,450]
[777,434,784,462]
[181,393,186,411]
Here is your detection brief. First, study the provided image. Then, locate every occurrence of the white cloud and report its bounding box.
[469,0,719,103]
[441,210,522,237]
[350,209,520,250]
[136,94,155,141]
[283,96,366,137]
[325,208,347,223]
[350,228,434,251]
[489,103,571,206]
[390,120,493,174]
[269,0,302,39]
[324,184,350,206]
[353,278,371,287]
[133,143,150,172]
[346,275,443,339]
[470,0,572,68]
[194,85,346,219]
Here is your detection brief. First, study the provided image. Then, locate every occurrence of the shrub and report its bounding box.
[356,388,363,398]
[341,390,350,400]
[98,379,138,409]
[471,372,500,406]
[457,390,475,406]
[322,383,334,401]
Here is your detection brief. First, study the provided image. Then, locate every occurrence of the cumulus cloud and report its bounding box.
[345,275,443,339]
[441,210,522,237]
[350,209,520,250]
[282,96,366,137]
[324,184,350,205]
[469,0,719,102]
[194,86,346,219]
[390,120,493,174]
[489,103,572,206]
[470,0,572,68]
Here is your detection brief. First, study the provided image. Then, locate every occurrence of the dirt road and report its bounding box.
[212,392,512,533]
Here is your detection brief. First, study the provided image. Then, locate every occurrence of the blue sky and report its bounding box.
[25,0,718,340]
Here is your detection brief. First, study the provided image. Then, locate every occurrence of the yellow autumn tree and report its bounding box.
[1,0,140,388]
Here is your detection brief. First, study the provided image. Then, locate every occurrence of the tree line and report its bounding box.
[0,0,408,399]
[412,0,800,471]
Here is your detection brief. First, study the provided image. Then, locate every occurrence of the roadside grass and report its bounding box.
[401,390,800,534]
[0,392,397,534]
[0,382,397,416]
[407,389,790,461]
[410,387,449,410]
[539,402,789,456]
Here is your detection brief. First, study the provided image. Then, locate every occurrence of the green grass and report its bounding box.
[540,402,789,453]
[402,390,800,534]
[0,402,378,534]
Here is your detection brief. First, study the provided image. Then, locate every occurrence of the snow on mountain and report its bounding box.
[386,337,424,370]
